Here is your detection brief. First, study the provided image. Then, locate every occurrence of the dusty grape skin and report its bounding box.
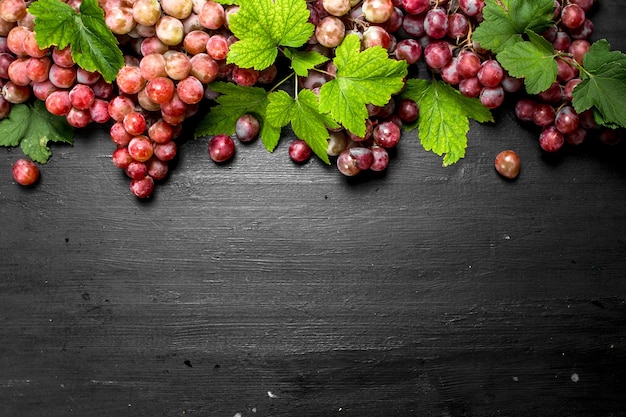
[206,34,229,60]
[45,90,72,116]
[106,6,136,35]
[7,57,30,86]
[139,53,167,81]
[457,49,480,78]
[361,0,394,23]
[190,53,219,84]
[394,38,422,64]
[348,146,374,170]
[0,0,28,23]
[164,50,192,81]
[87,98,110,124]
[69,84,96,110]
[373,120,401,148]
[561,4,586,29]
[25,56,52,83]
[539,126,565,152]
[153,141,177,161]
[146,157,169,181]
[155,15,184,46]
[315,16,345,48]
[49,64,77,89]
[494,150,521,179]
[532,103,556,127]
[555,106,580,135]
[6,26,29,57]
[145,76,176,104]
[148,119,174,144]
[116,65,146,94]
[288,140,312,163]
[184,30,210,54]
[12,158,39,186]
[208,134,236,163]
[66,107,92,128]
[362,25,392,50]
[175,76,204,105]
[515,98,537,122]
[477,59,504,88]
[397,98,419,123]
[336,149,360,176]
[129,175,155,198]
[132,0,162,26]
[112,147,134,169]
[124,112,148,136]
[424,7,448,39]
[198,0,225,30]
[423,41,452,69]
[110,122,134,147]
[235,114,260,143]
[128,135,154,162]
[108,95,135,122]
[369,146,389,171]
[479,86,505,109]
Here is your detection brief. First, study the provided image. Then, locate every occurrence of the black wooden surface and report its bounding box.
[2,3,626,416]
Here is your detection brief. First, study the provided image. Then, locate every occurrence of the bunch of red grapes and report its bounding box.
[0,0,620,196]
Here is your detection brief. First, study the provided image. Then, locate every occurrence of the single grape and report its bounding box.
[554,106,580,135]
[128,135,154,162]
[494,150,521,179]
[479,86,505,109]
[336,149,360,176]
[289,139,312,163]
[361,0,394,23]
[208,134,236,163]
[315,16,345,48]
[369,145,389,171]
[423,40,452,69]
[424,8,448,39]
[373,120,401,148]
[69,84,96,110]
[129,175,155,198]
[348,146,374,170]
[12,158,39,186]
[153,141,177,162]
[235,113,260,143]
[539,125,565,152]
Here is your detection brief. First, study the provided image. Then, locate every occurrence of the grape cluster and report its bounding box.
[512,0,622,151]
[305,0,622,176]
[1,0,622,195]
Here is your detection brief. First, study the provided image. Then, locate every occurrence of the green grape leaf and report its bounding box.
[29,0,124,83]
[194,82,281,152]
[572,63,626,129]
[0,101,74,164]
[266,89,338,164]
[227,0,314,70]
[284,48,329,77]
[318,34,408,138]
[473,0,555,53]
[581,39,626,72]
[496,30,557,94]
[401,79,493,166]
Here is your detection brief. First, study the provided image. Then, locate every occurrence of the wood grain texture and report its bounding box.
[2,2,626,416]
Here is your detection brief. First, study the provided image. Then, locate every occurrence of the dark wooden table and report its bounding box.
[2,3,626,416]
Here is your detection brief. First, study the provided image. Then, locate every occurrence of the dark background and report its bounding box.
[2,2,625,416]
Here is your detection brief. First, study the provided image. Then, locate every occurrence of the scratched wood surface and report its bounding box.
[2,2,626,416]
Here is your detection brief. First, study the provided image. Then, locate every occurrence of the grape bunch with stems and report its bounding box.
[0,0,624,196]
